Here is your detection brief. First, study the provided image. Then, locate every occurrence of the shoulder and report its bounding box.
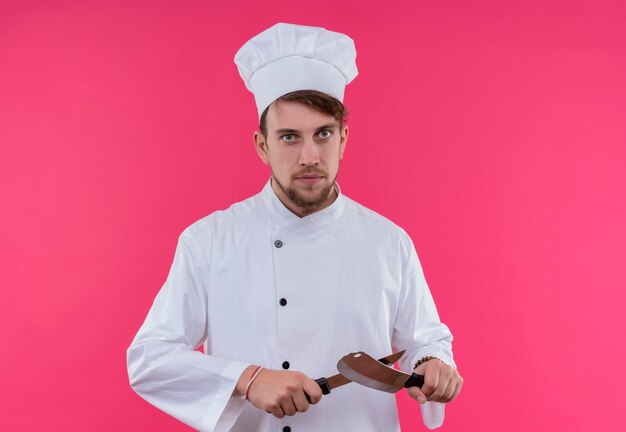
[342,196,409,237]
[341,195,414,251]
[179,190,268,246]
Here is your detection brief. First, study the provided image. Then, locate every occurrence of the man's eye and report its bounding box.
[281,134,296,142]
[318,130,333,139]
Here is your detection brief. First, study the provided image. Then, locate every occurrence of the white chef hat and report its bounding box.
[234,23,358,119]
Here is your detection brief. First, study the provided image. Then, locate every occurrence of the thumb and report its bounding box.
[407,386,427,404]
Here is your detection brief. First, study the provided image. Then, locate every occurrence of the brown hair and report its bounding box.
[259,89,348,137]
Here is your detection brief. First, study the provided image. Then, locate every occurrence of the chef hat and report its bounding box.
[234,23,358,119]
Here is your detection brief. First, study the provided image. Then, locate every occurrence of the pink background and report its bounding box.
[2,1,625,430]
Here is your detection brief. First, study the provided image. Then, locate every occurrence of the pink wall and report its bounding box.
[2,1,625,430]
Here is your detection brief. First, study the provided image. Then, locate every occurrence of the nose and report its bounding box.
[298,138,319,167]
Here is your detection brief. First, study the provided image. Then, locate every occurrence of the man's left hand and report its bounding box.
[407,359,463,404]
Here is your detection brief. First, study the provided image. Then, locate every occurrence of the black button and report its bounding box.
[279,298,287,306]
[274,240,283,248]
[282,361,290,369]
[283,427,291,432]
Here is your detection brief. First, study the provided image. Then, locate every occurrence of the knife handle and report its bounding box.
[304,377,331,402]
[315,377,331,395]
[404,373,425,389]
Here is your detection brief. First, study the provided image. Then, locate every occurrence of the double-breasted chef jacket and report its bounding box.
[127,180,456,431]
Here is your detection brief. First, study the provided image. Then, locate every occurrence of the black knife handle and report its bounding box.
[315,377,331,395]
[404,373,425,389]
[305,377,330,403]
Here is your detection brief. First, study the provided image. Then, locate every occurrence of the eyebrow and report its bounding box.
[274,123,338,135]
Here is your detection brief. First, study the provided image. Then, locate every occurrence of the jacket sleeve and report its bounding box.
[391,230,456,430]
[127,227,250,431]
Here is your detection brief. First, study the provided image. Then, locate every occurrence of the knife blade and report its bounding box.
[305,350,405,402]
[336,351,424,393]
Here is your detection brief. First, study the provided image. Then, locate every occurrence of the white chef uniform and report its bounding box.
[127,180,456,431]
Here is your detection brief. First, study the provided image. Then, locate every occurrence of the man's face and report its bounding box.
[254,100,348,216]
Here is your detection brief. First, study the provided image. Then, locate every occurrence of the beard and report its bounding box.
[272,170,337,212]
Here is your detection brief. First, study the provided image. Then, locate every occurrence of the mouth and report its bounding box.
[295,175,323,185]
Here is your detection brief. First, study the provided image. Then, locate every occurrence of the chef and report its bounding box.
[127,23,463,432]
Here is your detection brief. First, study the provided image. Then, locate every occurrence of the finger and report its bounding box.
[407,386,428,404]
[269,405,285,419]
[420,362,440,397]
[429,369,452,402]
[433,376,456,403]
[292,389,310,413]
[302,380,323,405]
[448,377,463,402]
[442,372,463,402]
[442,377,458,402]
[281,398,298,417]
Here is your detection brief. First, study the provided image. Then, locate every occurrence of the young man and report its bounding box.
[127,23,462,432]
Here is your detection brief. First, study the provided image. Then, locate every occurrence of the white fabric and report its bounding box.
[234,23,358,119]
[127,180,455,431]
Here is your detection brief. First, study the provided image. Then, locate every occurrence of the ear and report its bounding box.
[339,124,349,160]
[253,130,270,165]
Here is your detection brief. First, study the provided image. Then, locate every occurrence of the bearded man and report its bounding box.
[127,23,462,432]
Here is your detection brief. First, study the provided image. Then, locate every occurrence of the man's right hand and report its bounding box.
[236,366,323,418]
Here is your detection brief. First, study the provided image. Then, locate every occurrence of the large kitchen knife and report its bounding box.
[304,350,405,402]
[336,351,424,393]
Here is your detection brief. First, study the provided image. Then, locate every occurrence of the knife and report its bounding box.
[304,350,405,402]
[336,351,424,393]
